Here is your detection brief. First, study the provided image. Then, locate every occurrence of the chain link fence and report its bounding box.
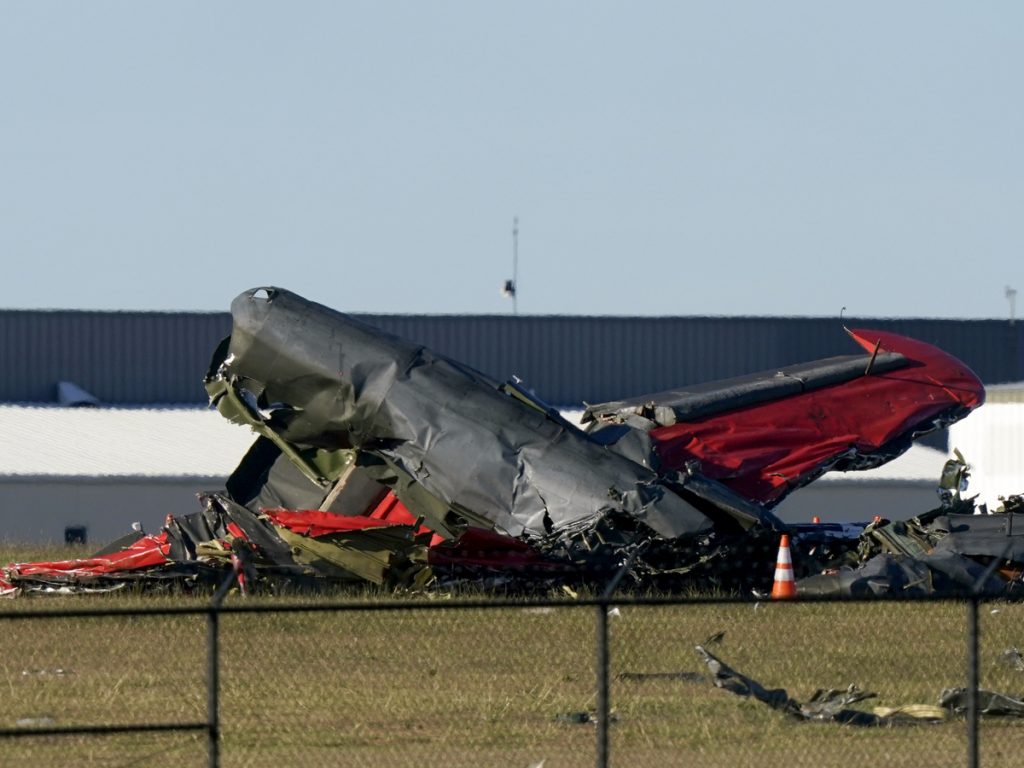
[5,583,1024,767]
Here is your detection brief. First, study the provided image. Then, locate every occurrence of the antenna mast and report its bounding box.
[512,216,519,315]
[501,217,519,314]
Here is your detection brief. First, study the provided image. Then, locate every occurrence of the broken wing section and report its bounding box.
[584,350,910,427]
[587,328,984,507]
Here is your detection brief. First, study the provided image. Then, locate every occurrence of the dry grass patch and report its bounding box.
[3,543,1024,766]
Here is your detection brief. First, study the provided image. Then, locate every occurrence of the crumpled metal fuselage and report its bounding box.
[206,287,722,543]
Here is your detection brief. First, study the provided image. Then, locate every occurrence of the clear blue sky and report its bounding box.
[2,2,1021,318]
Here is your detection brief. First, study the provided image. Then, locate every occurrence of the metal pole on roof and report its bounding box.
[513,217,519,315]
[501,217,519,315]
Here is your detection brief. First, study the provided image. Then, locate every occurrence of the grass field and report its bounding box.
[4,542,1024,767]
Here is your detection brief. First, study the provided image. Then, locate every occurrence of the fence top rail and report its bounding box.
[0,590,997,620]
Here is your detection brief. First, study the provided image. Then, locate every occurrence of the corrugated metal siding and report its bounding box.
[2,309,1022,406]
[357,315,1024,405]
[0,310,231,404]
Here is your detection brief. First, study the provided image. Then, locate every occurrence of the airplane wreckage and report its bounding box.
[2,287,1020,599]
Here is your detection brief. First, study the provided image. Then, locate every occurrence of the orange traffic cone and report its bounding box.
[770,534,797,600]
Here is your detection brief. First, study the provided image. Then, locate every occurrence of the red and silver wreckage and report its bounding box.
[3,287,1001,598]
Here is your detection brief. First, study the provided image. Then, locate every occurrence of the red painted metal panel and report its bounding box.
[651,329,985,505]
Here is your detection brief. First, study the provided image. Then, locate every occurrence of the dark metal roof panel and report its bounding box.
[1,309,1021,406]
[0,310,231,404]
[357,315,1024,406]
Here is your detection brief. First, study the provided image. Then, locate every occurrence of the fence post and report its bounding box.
[207,569,236,768]
[593,545,643,768]
[595,600,609,768]
[207,606,220,768]
[967,595,979,768]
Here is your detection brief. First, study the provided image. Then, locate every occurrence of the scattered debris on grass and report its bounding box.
[940,688,1024,717]
[1003,648,1024,672]
[554,710,619,725]
[694,641,943,726]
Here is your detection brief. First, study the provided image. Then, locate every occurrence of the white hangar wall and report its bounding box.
[0,405,255,546]
[0,476,222,546]
[0,406,1012,545]
[947,398,1024,510]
